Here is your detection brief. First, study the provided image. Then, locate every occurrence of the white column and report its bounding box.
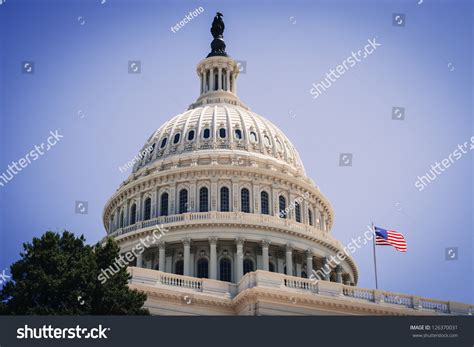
[322,257,330,281]
[218,67,222,90]
[231,73,236,93]
[151,191,158,219]
[200,71,203,94]
[253,183,260,214]
[210,67,215,91]
[262,240,270,271]
[285,244,293,276]
[236,238,244,281]
[226,69,230,92]
[183,238,191,276]
[306,250,313,279]
[272,185,279,217]
[123,201,130,226]
[136,252,142,268]
[158,242,166,272]
[209,237,217,280]
[203,69,207,93]
[211,179,218,211]
[336,265,343,283]
[136,196,142,221]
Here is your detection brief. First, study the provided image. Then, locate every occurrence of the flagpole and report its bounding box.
[372,222,379,289]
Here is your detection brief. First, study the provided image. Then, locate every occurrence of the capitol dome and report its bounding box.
[133,103,306,176]
[102,12,360,314]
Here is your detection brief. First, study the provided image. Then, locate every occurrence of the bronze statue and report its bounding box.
[207,12,228,57]
[211,12,225,39]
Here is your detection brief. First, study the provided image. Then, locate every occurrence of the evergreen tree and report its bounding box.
[0,231,148,315]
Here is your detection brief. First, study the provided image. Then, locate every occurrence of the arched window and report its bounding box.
[187,130,195,141]
[160,193,169,216]
[220,187,230,212]
[220,258,232,282]
[243,259,254,275]
[308,209,313,226]
[269,262,275,272]
[119,210,124,228]
[199,187,209,212]
[130,204,137,224]
[219,128,226,138]
[147,143,155,161]
[261,191,269,215]
[279,195,287,219]
[241,188,250,213]
[250,131,258,142]
[175,260,184,275]
[203,128,211,139]
[234,129,242,140]
[264,135,271,146]
[179,189,188,214]
[143,197,152,221]
[197,258,209,278]
[295,202,301,223]
[173,133,181,144]
[160,137,167,148]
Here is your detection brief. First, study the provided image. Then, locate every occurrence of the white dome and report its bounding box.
[102,28,358,292]
[133,104,305,175]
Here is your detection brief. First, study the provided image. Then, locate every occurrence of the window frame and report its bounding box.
[241,188,250,213]
[179,189,188,214]
[220,186,230,212]
[199,186,209,212]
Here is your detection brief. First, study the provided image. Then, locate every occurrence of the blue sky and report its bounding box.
[0,0,472,304]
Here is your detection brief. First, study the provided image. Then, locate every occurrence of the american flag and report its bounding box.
[374,226,407,252]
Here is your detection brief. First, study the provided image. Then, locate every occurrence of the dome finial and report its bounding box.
[207,12,228,57]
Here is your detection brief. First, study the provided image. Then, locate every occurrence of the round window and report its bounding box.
[235,129,242,140]
[160,137,168,148]
[187,130,195,141]
[219,128,226,138]
[173,133,181,144]
[264,135,271,146]
[250,132,258,142]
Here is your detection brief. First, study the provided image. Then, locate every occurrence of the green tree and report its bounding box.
[0,231,148,315]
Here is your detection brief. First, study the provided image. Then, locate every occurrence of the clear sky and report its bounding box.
[0,0,472,304]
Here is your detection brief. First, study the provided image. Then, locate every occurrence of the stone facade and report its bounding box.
[129,267,473,316]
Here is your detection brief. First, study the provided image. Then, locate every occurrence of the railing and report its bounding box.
[110,211,326,240]
[343,286,375,301]
[159,272,202,290]
[420,298,448,312]
[283,277,316,291]
[383,293,412,307]
[128,268,473,315]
